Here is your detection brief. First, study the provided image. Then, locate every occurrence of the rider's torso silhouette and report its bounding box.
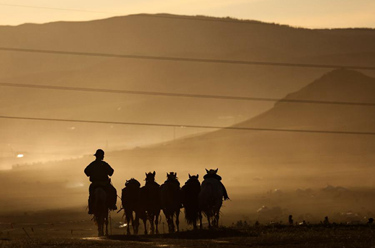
[85,160,113,183]
[203,169,229,200]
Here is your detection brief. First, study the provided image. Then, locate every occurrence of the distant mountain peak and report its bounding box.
[284,69,375,103]
[321,68,371,81]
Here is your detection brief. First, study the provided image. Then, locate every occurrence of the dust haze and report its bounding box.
[0,14,375,225]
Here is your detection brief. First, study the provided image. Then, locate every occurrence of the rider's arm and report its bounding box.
[84,164,92,176]
[105,162,114,176]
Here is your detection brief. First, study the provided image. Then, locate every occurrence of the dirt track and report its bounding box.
[1,226,374,248]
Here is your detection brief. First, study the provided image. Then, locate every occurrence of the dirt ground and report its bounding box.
[1,224,374,248]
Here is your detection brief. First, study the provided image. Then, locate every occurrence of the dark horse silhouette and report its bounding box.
[121,178,141,235]
[181,174,202,230]
[93,187,109,236]
[199,169,224,228]
[139,171,161,235]
[160,172,181,233]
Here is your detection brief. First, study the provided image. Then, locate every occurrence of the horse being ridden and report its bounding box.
[181,174,202,230]
[93,187,109,236]
[161,172,182,233]
[139,171,161,235]
[199,168,228,228]
[84,149,117,236]
[121,178,141,235]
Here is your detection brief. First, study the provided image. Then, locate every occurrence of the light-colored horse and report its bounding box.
[93,187,109,236]
[199,176,223,228]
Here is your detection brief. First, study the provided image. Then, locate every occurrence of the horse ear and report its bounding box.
[189,173,191,178]
[215,168,218,173]
[153,171,156,176]
[205,168,208,173]
[145,172,147,176]
[197,174,199,179]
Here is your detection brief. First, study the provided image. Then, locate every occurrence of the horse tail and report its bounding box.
[181,183,200,225]
[184,207,199,225]
[199,182,213,217]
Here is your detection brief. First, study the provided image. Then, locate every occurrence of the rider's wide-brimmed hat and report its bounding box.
[94,149,104,157]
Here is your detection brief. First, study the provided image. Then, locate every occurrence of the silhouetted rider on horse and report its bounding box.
[203,168,229,200]
[84,149,117,214]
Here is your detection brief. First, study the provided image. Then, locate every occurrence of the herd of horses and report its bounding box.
[91,169,226,236]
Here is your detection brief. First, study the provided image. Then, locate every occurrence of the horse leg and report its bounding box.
[171,216,175,233]
[134,212,139,235]
[207,215,211,229]
[129,211,134,235]
[98,225,102,236]
[215,212,219,228]
[142,216,148,235]
[199,211,203,229]
[167,215,173,233]
[126,212,131,235]
[105,213,109,236]
[155,213,160,234]
[192,210,197,230]
[97,220,101,236]
[149,215,155,235]
[98,216,104,236]
[130,213,135,235]
[193,221,197,230]
[176,211,180,232]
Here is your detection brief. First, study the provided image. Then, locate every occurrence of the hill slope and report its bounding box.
[117,69,375,181]
[1,69,374,212]
[1,14,375,168]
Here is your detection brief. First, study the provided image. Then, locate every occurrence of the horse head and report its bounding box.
[166,172,178,182]
[188,173,199,181]
[145,171,156,183]
[205,168,218,175]
[125,178,141,188]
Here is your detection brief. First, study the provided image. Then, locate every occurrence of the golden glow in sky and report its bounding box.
[0,0,374,28]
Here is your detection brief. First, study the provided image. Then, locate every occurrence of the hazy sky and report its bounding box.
[1,0,374,28]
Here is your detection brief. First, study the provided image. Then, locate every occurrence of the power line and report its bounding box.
[1,82,375,107]
[1,47,375,71]
[0,115,374,136]
[0,3,121,15]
